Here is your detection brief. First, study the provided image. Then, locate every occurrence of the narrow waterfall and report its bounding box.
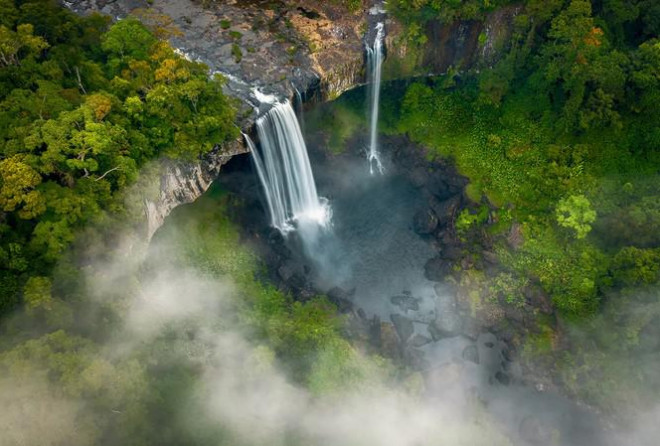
[293,87,306,135]
[366,22,385,175]
[246,101,331,235]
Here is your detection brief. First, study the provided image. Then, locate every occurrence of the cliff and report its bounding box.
[64,0,518,240]
[384,5,521,79]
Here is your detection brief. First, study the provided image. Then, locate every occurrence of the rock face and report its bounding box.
[385,5,522,79]
[65,0,367,105]
[144,138,248,240]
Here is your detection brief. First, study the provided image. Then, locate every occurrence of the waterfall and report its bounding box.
[366,22,385,175]
[293,87,306,135]
[246,101,331,235]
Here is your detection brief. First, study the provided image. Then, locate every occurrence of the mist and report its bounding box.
[1,212,658,446]
[0,150,657,446]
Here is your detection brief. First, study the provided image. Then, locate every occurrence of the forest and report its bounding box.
[1,0,659,445]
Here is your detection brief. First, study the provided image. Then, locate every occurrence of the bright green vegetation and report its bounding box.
[386,0,660,317]
[0,0,238,318]
[382,0,660,415]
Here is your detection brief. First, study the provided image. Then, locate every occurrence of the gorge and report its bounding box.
[1,1,659,446]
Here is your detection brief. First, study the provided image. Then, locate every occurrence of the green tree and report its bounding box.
[556,194,597,239]
[0,155,46,219]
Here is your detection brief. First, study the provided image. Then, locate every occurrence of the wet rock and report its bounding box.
[430,310,463,338]
[409,333,432,347]
[462,344,479,364]
[495,370,510,386]
[428,195,461,227]
[391,314,414,342]
[391,292,420,313]
[433,283,457,312]
[277,259,307,289]
[327,286,354,314]
[424,257,452,281]
[461,317,481,340]
[277,259,300,281]
[409,166,429,188]
[413,208,439,235]
[428,178,453,200]
[404,347,429,370]
[440,245,462,261]
[378,321,401,360]
[267,228,292,258]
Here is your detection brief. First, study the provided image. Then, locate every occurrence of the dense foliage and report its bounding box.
[0,0,238,317]
[0,4,390,444]
[382,0,660,413]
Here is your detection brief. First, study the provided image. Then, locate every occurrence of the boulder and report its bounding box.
[461,317,481,340]
[413,208,439,235]
[404,347,429,370]
[424,257,451,281]
[433,283,457,312]
[462,344,479,364]
[428,195,461,227]
[327,286,354,314]
[440,245,462,261]
[409,333,432,347]
[409,166,429,188]
[277,259,306,289]
[390,313,414,342]
[495,370,510,386]
[430,310,463,338]
[379,321,401,359]
[391,292,420,312]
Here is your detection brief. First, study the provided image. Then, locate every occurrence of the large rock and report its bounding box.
[430,311,463,338]
[277,259,307,289]
[391,292,420,313]
[462,344,479,364]
[390,314,414,342]
[428,195,461,228]
[327,287,354,314]
[433,283,457,312]
[424,257,452,281]
[377,321,401,360]
[413,209,439,235]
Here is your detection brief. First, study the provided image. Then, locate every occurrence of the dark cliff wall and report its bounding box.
[384,5,522,79]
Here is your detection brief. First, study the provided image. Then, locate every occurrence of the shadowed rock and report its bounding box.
[391,293,420,312]
[391,313,414,342]
[413,208,439,235]
[424,257,452,281]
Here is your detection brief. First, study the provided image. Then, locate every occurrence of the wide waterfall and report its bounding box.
[366,22,385,175]
[246,101,331,235]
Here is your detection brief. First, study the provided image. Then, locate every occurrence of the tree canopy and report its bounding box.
[0,0,237,318]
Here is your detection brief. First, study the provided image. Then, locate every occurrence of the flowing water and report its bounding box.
[366,22,385,175]
[248,101,331,243]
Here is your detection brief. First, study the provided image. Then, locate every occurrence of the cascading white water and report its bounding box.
[366,22,385,175]
[246,101,331,235]
[293,87,306,135]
